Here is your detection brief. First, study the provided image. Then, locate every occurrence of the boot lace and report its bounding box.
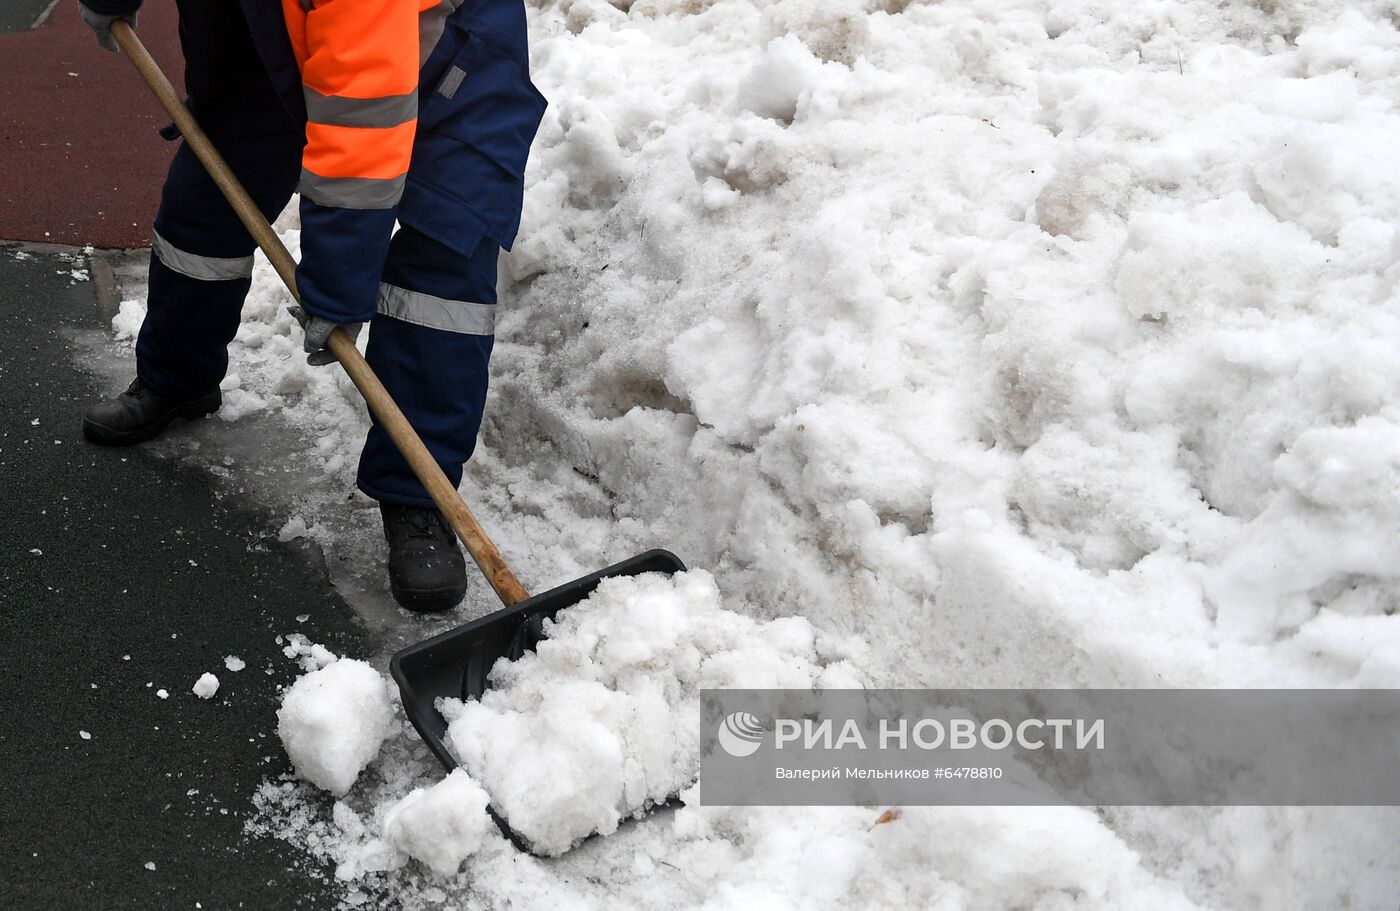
[124,378,153,402]
[389,507,453,543]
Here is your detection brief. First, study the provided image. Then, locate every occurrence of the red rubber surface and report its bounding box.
[0,4,183,249]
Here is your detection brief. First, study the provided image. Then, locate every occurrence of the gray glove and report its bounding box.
[78,3,138,53]
[289,306,362,367]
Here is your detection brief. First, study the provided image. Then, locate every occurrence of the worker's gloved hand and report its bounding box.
[78,3,138,53]
[289,306,362,368]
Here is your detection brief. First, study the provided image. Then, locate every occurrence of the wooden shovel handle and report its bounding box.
[111,20,530,608]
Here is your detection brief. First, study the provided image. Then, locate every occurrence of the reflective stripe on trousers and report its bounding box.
[151,230,255,282]
[376,284,495,336]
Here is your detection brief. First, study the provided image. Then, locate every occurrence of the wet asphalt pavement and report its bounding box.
[0,244,365,908]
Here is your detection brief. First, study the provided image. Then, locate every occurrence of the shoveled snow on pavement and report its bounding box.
[100,0,1400,906]
[442,569,858,855]
[269,571,860,871]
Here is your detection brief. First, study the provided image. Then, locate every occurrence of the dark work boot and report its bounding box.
[380,503,468,613]
[82,378,221,446]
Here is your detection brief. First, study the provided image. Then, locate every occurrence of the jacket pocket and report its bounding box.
[419,28,548,181]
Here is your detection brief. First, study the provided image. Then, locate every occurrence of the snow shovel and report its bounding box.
[112,21,686,842]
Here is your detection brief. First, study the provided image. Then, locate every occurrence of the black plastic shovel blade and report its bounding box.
[390,548,687,774]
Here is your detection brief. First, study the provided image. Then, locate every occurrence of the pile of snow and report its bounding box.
[97,0,1400,905]
[442,569,858,854]
[277,659,393,796]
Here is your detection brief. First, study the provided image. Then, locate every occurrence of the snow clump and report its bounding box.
[282,633,338,671]
[381,769,494,877]
[111,299,144,341]
[191,673,219,699]
[277,659,393,797]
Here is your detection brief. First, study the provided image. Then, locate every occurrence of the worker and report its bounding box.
[76,0,546,613]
